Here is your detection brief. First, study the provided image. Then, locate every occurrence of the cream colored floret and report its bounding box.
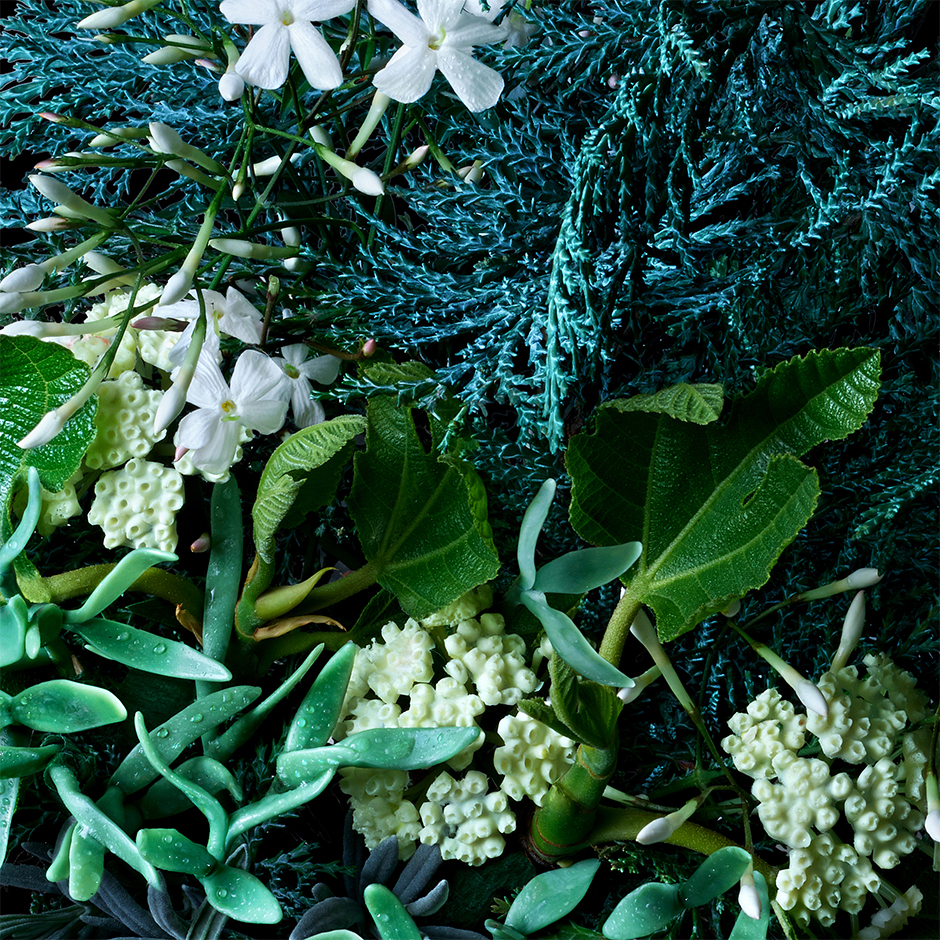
[752,751,852,848]
[775,832,880,927]
[87,458,184,552]
[359,620,435,704]
[721,688,807,778]
[808,662,916,764]
[900,728,931,805]
[12,471,82,535]
[85,371,166,469]
[418,771,516,866]
[420,584,494,626]
[338,768,420,859]
[443,613,538,706]
[494,711,576,805]
[843,758,924,868]
[863,653,929,723]
[858,886,923,939]
[399,678,485,770]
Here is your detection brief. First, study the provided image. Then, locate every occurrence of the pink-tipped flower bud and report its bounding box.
[190,534,211,553]
[173,444,189,463]
[25,216,79,232]
[361,338,378,357]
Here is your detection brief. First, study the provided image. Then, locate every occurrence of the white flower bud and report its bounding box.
[926,810,940,843]
[87,126,150,148]
[309,125,332,149]
[794,679,829,718]
[0,292,28,314]
[251,153,300,176]
[350,166,385,196]
[29,175,115,227]
[457,160,485,183]
[142,34,209,65]
[846,567,882,589]
[153,382,187,436]
[0,264,46,293]
[160,270,194,306]
[799,567,883,601]
[208,238,297,260]
[0,319,47,336]
[219,71,245,101]
[25,217,78,232]
[77,0,161,30]
[831,590,866,672]
[738,882,762,920]
[18,409,68,449]
[636,798,698,845]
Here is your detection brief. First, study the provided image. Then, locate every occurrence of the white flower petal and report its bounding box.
[231,350,290,403]
[436,45,503,111]
[288,20,343,90]
[293,396,326,428]
[241,397,289,434]
[188,420,242,476]
[297,0,358,20]
[178,407,223,451]
[235,22,291,90]
[419,0,463,30]
[301,354,341,384]
[186,356,231,409]
[281,343,310,367]
[451,10,508,46]
[218,287,264,344]
[368,0,430,46]
[373,44,438,104]
[220,0,276,25]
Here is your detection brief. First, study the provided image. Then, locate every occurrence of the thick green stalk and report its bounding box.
[528,740,618,863]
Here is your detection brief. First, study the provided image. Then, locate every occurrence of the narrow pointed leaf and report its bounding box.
[678,846,751,908]
[521,591,633,687]
[518,479,557,590]
[349,397,499,619]
[505,858,601,934]
[0,743,60,779]
[568,348,881,642]
[532,542,641,594]
[10,680,126,732]
[71,618,231,680]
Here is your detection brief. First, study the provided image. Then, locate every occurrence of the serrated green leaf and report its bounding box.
[253,415,365,564]
[362,360,437,386]
[608,383,723,424]
[0,336,96,532]
[548,652,622,748]
[349,397,500,619]
[517,698,578,742]
[568,348,880,642]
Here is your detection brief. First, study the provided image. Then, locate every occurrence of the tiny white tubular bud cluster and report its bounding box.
[143,34,212,65]
[29,175,116,228]
[635,797,698,845]
[77,0,162,30]
[799,567,883,601]
[738,867,762,920]
[0,264,46,293]
[208,238,297,260]
[148,122,227,176]
[830,590,867,672]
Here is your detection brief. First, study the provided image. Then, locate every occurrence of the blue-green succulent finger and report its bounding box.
[0,597,29,668]
[71,617,231,681]
[62,549,177,624]
[0,743,60,779]
[363,883,421,940]
[532,542,642,594]
[137,827,216,876]
[0,468,42,579]
[199,863,283,925]
[505,858,601,935]
[602,882,683,939]
[45,820,75,883]
[110,685,261,795]
[10,680,126,733]
[206,642,325,762]
[283,641,356,753]
[517,479,556,592]
[140,756,243,819]
[48,764,163,890]
[68,825,105,901]
[226,771,334,847]
[134,713,229,859]
[0,777,19,867]
[521,591,633,687]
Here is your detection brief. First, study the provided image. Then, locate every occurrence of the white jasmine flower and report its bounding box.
[272,344,341,427]
[162,287,264,368]
[176,350,288,475]
[368,0,506,111]
[220,0,355,91]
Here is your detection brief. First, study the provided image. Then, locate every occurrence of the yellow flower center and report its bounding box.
[285,364,300,379]
[280,10,295,26]
[221,399,237,415]
[428,26,446,51]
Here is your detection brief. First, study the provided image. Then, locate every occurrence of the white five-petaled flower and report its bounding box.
[176,350,288,475]
[220,0,355,91]
[161,287,264,369]
[272,343,341,427]
[368,0,506,111]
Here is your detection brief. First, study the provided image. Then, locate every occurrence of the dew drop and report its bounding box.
[191,713,204,723]
[295,718,306,728]
[117,631,130,641]
[155,728,169,738]
[217,888,228,898]
[164,834,173,843]
[153,643,167,654]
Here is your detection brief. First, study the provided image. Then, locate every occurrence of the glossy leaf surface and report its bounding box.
[678,846,751,908]
[505,858,601,935]
[0,743,60,779]
[349,397,499,619]
[601,882,682,939]
[9,680,126,732]
[200,862,283,924]
[137,827,215,876]
[363,883,422,940]
[568,349,881,641]
[72,617,231,680]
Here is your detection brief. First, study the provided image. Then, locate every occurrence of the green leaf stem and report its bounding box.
[349,397,499,619]
[569,348,881,645]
